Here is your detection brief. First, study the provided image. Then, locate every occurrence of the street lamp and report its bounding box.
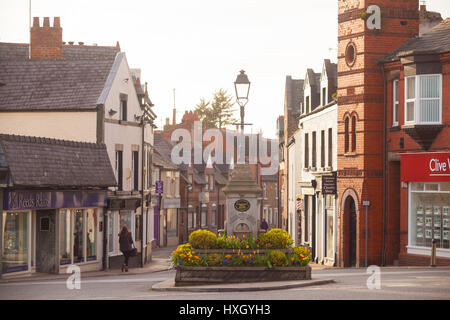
[234,70,251,132]
[185,184,192,243]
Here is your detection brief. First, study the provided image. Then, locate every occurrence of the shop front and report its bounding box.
[1,189,107,276]
[400,152,450,265]
[106,196,142,269]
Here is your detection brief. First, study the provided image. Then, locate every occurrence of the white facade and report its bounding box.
[299,103,337,266]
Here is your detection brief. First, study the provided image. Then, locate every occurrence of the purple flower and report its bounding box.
[224,259,230,264]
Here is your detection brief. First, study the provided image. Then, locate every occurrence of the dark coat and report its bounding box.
[261,220,269,231]
[119,232,133,252]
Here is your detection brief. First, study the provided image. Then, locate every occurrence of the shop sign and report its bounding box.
[322,174,337,195]
[400,152,450,182]
[163,198,181,209]
[234,199,250,212]
[3,190,107,211]
[155,181,164,194]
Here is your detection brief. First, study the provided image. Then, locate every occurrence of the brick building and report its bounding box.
[380,16,450,266]
[336,0,449,267]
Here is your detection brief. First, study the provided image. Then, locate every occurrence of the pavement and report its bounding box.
[0,244,341,293]
[0,245,176,284]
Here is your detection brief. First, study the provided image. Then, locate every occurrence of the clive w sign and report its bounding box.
[400,152,450,182]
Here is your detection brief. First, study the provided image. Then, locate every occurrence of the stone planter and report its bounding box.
[174,265,311,286]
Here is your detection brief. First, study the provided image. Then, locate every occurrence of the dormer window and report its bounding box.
[120,93,128,121]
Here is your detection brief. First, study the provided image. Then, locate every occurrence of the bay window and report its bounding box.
[404,74,442,125]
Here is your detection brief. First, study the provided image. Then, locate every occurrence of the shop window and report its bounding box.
[405,74,442,125]
[108,213,115,253]
[73,209,84,263]
[393,80,399,126]
[59,209,72,265]
[86,209,97,261]
[409,182,450,250]
[2,212,29,273]
[119,211,132,235]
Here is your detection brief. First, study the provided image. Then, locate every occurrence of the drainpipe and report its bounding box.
[381,63,388,266]
[0,189,3,278]
[140,117,145,268]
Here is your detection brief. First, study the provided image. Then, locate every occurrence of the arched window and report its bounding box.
[351,115,357,152]
[345,117,349,153]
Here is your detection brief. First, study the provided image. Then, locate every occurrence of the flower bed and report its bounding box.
[171,229,313,286]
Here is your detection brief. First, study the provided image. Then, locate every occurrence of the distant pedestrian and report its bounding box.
[118,226,134,272]
[261,218,269,232]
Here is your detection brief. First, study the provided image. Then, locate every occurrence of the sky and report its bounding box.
[1,0,450,138]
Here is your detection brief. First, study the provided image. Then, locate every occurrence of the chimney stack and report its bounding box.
[420,4,426,11]
[30,17,63,60]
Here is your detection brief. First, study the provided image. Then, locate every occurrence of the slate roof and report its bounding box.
[381,19,450,62]
[0,42,120,61]
[153,149,179,170]
[0,58,115,111]
[0,134,117,188]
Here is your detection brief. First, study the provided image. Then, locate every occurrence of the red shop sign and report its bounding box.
[400,152,450,182]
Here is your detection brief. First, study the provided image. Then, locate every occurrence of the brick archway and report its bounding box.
[340,188,360,267]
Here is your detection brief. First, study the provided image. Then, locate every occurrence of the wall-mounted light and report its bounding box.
[108,109,117,116]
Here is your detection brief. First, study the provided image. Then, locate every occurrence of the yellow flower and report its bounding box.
[225,255,231,259]
[194,256,200,260]
[257,250,260,254]
[243,234,245,238]
[291,257,295,261]
[246,245,249,249]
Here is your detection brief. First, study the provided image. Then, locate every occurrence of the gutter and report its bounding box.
[380,62,388,266]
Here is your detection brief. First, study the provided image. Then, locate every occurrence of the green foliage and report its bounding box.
[268,250,288,267]
[291,246,312,267]
[189,229,217,249]
[216,233,260,250]
[259,229,293,249]
[194,89,237,129]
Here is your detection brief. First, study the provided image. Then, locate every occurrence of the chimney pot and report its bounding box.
[32,17,40,28]
[53,17,60,27]
[78,41,84,45]
[68,41,74,45]
[43,17,50,27]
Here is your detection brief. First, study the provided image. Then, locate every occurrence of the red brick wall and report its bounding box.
[337,0,419,267]
[30,17,62,60]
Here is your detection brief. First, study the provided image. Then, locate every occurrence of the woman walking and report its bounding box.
[118,226,134,272]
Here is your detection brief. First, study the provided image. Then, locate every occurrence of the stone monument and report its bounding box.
[222,164,262,239]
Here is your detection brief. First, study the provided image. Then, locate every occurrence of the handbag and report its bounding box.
[129,243,138,257]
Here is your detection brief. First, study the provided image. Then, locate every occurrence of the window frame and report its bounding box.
[393,79,399,127]
[404,74,442,125]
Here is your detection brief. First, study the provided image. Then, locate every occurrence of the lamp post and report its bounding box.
[234,70,251,133]
[185,184,192,243]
